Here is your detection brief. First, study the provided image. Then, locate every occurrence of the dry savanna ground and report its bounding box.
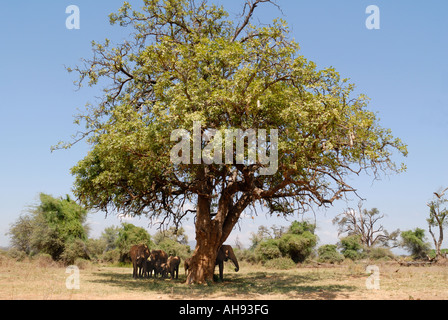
[1,254,447,300]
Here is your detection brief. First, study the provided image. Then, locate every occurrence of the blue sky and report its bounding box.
[1,1,447,251]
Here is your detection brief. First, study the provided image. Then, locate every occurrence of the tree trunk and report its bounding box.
[185,167,251,284]
[429,223,444,259]
[186,226,221,284]
[437,223,443,259]
[186,195,222,284]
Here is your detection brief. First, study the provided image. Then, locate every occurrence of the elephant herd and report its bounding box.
[130,245,180,280]
[129,244,239,281]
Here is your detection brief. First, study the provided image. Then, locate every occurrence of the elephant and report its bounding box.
[184,257,192,275]
[215,245,239,281]
[130,244,150,279]
[167,256,181,279]
[159,263,168,278]
[145,259,155,278]
[150,250,168,277]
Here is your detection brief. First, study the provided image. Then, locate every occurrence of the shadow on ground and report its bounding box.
[88,269,356,300]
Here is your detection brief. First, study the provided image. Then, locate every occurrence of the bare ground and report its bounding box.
[1,255,447,300]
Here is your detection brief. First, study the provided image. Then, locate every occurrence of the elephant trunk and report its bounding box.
[231,257,239,273]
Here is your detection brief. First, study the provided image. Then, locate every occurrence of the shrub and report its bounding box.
[60,239,89,265]
[264,257,296,270]
[102,248,120,264]
[234,248,258,264]
[8,194,89,262]
[278,232,317,263]
[366,247,395,260]
[86,238,107,262]
[339,235,364,260]
[400,228,431,260]
[318,244,344,264]
[8,248,28,262]
[74,258,91,269]
[255,239,281,262]
[34,253,57,268]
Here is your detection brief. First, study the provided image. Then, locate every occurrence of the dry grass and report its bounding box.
[1,254,447,300]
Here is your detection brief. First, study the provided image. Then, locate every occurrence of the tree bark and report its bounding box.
[185,166,253,284]
[429,223,444,259]
[186,195,222,284]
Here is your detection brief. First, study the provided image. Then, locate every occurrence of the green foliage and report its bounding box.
[8,193,89,264]
[278,232,317,263]
[60,238,89,265]
[7,215,34,255]
[115,223,153,262]
[157,238,191,260]
[317,244,344,264]
[153,227,189,246]
[428,248,448,260]
[288,221,316,235]
[64,0,407,246]
[264,257,296,270]
[100,226,120,252]
[339,235,364,260]
[249,225,286,250]
[255,239,281,262]
[365,246,395,261]
[400,228,431,260]
[252,220,317,265]
[86,238,108,262]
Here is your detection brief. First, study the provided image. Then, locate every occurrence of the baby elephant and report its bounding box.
[167,256,181,280]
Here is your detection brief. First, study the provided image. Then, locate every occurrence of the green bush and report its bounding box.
[60,238,89,265]
[317,244,344,264]
[339,235,364,260]
[400,228,431,260]
[255,239,281,262]
[102,249,121,264]
[264,257,296,270]
[86,238,107,262]
[8,194,89,263]
[234,248,258,264]
[278,232,317,263]
[366,247,395,260]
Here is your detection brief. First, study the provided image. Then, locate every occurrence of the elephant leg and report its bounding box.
[219,262,224,281]
[133,262,138,279]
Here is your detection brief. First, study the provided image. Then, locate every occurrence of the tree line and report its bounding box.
[7,193,191,265]
[6,191,447,267]
[236,194,448,267]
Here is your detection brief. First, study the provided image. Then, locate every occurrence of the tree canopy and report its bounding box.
[62,0,407,283]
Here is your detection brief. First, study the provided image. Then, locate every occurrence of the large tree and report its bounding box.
[333,203,400,248]
[8,193,89,262]
[62,0,407,283]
